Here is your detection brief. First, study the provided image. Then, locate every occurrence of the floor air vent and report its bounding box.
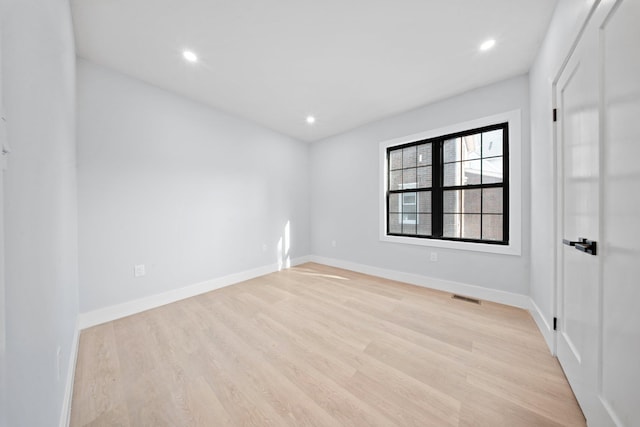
[452,294,481,304]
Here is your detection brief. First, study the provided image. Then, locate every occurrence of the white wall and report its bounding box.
[310,75,530,295]
[529,0,597,345]
[0,0,79,426]
[77,60,310,314]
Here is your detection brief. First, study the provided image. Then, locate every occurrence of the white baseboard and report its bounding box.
[78,256,311,330]
[59,319,80,427]
[528,297,556,355]
[308,255,530,309]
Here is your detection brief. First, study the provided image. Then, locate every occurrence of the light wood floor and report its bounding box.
[70,263,585,426]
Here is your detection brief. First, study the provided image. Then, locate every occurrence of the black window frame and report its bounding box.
[386,122,509,245]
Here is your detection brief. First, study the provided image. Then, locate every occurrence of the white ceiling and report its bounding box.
[71,0,557,142]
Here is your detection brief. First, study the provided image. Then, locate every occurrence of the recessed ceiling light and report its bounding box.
[480,39,496,52]
[306,115,316,124]
[183,50,198,63]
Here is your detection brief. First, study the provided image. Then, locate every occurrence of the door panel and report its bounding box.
[601,0,640,424]
[556,0,640,425]
[556,22,600,416]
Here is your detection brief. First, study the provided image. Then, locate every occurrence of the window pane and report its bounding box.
[443,214,460,238]
[402,214,417,235]
[389,213,402,234]
[482,188,503,214]
[403,168,417,189]
[402,192,417,213]
[461,214,481,239]
[417,166,432,188]
[482,214,503,240]
[417,191,431,213]
[462,160,481,185]
[462,134,481,160]
[390,149,403,170]
[444,189,481,214]
[389,193,401,213]
[443,162,461,186]
[443,138,461,163]
[390,170,403,190]
[417,214,431,235]
[417,144,432,166]
[443,190,460,213]
[482,157,503,183]
[403,146,417,168]
[482,129,503,158]
[462,189,481,213]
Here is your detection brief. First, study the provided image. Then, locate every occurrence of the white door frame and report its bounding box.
[0,20,7,365]
[0,24,8,426]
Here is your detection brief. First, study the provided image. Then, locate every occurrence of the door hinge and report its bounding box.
[553,317,558,331]
[553,108,557,122]
[1,116,9,171]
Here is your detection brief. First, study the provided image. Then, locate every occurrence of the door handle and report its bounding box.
[563,237,597,256]
[575,239,597,255]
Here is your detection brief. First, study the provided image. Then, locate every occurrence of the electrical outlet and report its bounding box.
[56,346,61,381]
[134,264,146,277]
[331,240,337,247]
[262,243,268,252]
[430,252,438,262]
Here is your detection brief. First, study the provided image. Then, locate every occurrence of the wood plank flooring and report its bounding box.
[70,263,585,426]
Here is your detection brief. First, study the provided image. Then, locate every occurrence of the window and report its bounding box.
[386,123,509,245]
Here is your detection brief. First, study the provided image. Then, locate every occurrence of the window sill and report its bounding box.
[380,232,521,256]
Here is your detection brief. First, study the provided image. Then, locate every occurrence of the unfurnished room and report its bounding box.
[0,0,639,426]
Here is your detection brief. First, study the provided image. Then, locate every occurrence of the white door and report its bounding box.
[556,1,640,426]
[556,10,602,423]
